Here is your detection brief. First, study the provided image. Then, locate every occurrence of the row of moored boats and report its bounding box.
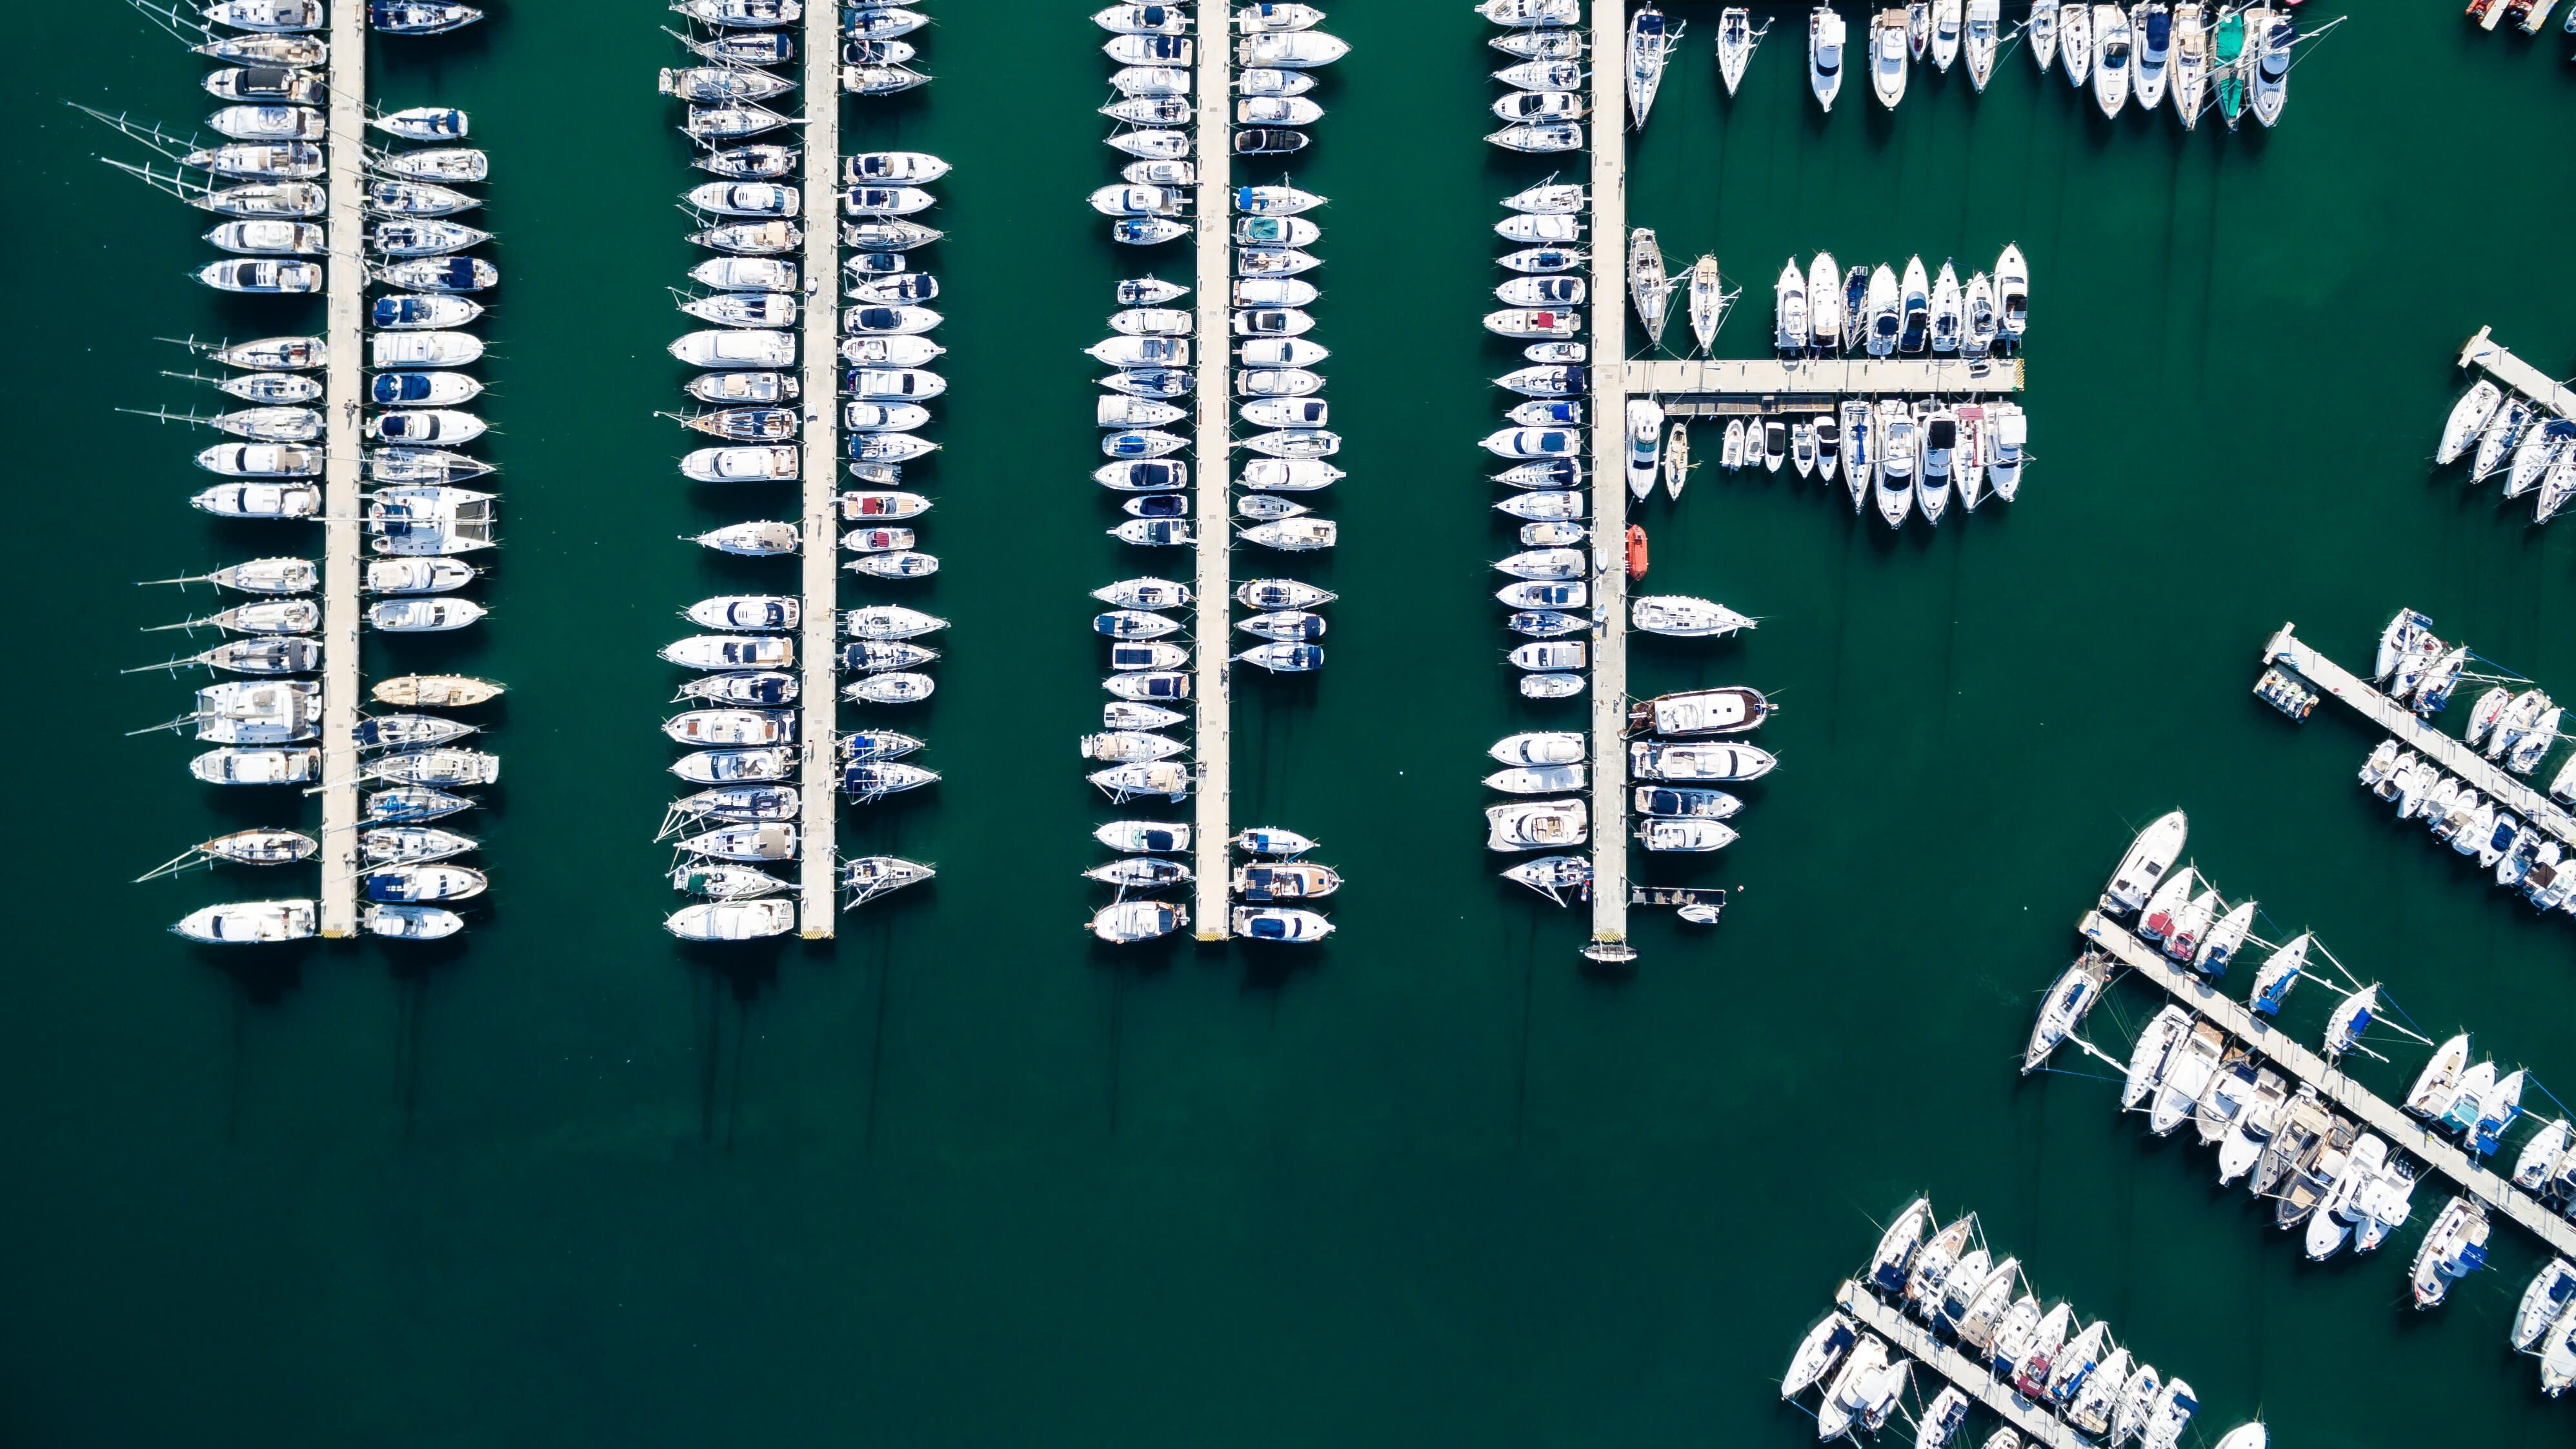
[2436,370,2576,524]
[1082,3,1351,948]
[1786,1198,2269,1447]
[1809,2,2310,129]
[128,3,501,946]
[654,0,944,943]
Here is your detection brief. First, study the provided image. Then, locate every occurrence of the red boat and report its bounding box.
[1625,524,1648,580]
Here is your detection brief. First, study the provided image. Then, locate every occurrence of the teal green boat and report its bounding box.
[2213,6,2248,128]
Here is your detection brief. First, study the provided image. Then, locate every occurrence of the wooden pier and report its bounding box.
[796,0,841,937]
[2260,623,2576,850]
[1833,1281,2090,1449]
[1190,0,1233,941]
[1627,356,2025,414]
[2078,910,2576,1261]
[316,0,367,939]
[1584,0,1633,967]
[2458,326,2575,423]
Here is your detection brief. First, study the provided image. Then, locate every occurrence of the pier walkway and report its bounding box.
[2079,910,2576,1261]
[1833,1281,2089,1449]
[2459,326,2575,422]
[1627,356,2024,414]
[1190,0,1233,941]
[2260,623,2576,850]
[1584,0,1633,968]
[796,0,841,936]
[317,0,365,938]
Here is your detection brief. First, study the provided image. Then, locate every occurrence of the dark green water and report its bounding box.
[7,4,2574,1444]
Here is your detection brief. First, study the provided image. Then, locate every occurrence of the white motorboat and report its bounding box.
[2101,810,2186,916]
[1869,8,1909,108]
[2249,8,2292,128]
[1774,258,1809,352]
[2135,3,2172,109]
[1629,740,1776,782]
[1232,907,1332,943]
[1092,899,1186,944]
[2094,5,2134,117]
[1809,5,1848,109]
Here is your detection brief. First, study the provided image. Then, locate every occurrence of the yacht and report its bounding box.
[1631,688,1771,737]
[1860,265,1900,357]
[2062,0,2095,82]
[1629,740,1776,782]
[1962,0,2000,87]
[1814,1335,1893,1442]
[1627,5,1682,127]
[2029,0,2064,70]
[2024,950,2108,1073]
[1632,595,1754,637]
[1875,403,1917,528]
[1809,5,1848,109]
[1869,8,1909,108]
[2410,1195,2491,1308]
[1486,799,1586,852]
[2513,1259,2576,1352]
[1233,907,1333,943]
[1780,1311,1858,1399]
[2249,8,2291,127]
[2171,3,2210,121]
[666,898,796,941]
[2135,3,2172,109]
[2094,4,2133,117]
[2217,1068,2289,1184]
[172,899,318,943]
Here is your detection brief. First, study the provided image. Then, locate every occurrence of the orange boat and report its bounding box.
[1625,523,1649,580]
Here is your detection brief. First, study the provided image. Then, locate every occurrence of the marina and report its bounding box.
[2259,623,2576,852]
[26,4,2576,1441]
[2073,907,2576,1264]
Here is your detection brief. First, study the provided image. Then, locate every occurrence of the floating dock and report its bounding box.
[1628,357,2025,414]
[2079,909,2576,1262]
[2458,326,2575,423]
[1191,0,1233,941]
[1585,0,1633,968]
[1833,1281,2090,1449]
[796,0,841,937]
[316,0,367,939]
[2260,623,2576,850]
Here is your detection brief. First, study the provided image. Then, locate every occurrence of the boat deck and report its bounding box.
[316,0,367,938]
[1628,357,2025,414]
[796,0,841,936]
[1191,0,1233,941]
[2260,623,2576,850]
[2078,909,2576,1262]
[1832,1281,2091,1449]
[1584,0,1633,968]
[2458,326,2576,423]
